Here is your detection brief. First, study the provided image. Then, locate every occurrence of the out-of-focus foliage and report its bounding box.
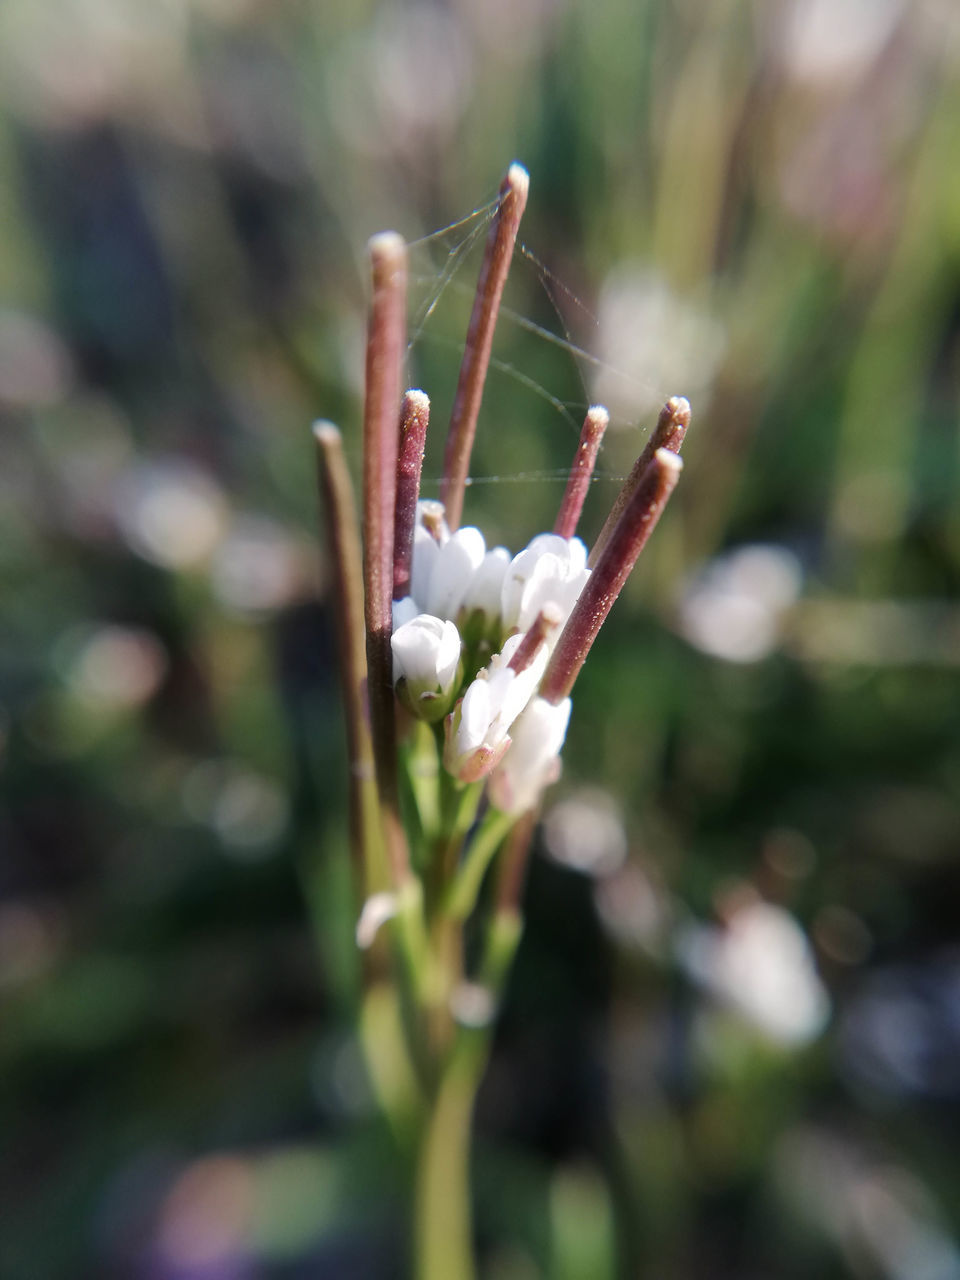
[1,1,959,1277]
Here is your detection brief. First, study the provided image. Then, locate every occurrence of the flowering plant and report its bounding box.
[314,163,688,1280]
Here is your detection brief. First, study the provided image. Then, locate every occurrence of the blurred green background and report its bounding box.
[1,0,959,1276]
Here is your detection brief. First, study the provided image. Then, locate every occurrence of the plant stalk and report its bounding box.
[414,1031,484,1280]
[413,904,526,1280]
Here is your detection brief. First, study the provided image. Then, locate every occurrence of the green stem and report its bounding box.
[360,982,425,1150]
[393,875,433,1006]
[417,777,481,1066]
[413,1030,485,1280]
[413,908,525,1280]
[445,807,516,921]
[441,780,484,874]
[480,907,524,991]
[400,719,441,868]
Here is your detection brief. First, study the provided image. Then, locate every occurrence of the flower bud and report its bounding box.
[391,613,462,721]
[501,534,590,637]
[457,545,512,650]
[426,526,487,620]
[462,546,511,618]
[442,633,547,781]
[488,695,571,814]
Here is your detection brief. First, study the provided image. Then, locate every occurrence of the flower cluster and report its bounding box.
[315,162,692,1280]
[391,503,588,811]
[315,160,689,919]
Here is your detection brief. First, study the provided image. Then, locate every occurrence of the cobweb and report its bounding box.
[403,186,675,500]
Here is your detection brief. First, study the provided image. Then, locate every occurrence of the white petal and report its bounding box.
[565,537,588,575]
[489,696,572,814]
[462,546,511,617]
[457,677,492,755]
[484,667,521,733]
[516,551,565,633]
[427,526,486,620]
[501,535,590,636]
[525,533,570,560]
[434,618,462,688]
[494,634,524,668]
[391,613,461,695]
[500,544,541,632]
[410,525,440,610]
[473,649,542,746]
[513,694,570,766]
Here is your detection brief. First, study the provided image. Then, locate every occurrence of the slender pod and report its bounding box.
[589,396,689,566]
[393,389,430,599]
[554,405,609,539]
[363,232,411,884]
[542,449,683,705]
[441,164,529,531]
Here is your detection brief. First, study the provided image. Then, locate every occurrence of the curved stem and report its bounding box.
[445,807,516,922]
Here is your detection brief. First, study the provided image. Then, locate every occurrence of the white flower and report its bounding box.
[461,546,511,619]
[426,526,487,619]
[410,524,440,611]
[501,533,590,637]
[443,633,548,782]
[488,696,571,814]
[391,613,462,720]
